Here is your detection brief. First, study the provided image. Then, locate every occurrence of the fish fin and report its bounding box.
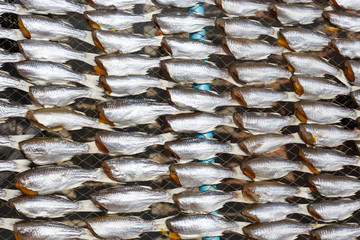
[297,187,314,200]
[9,29,24,41]
[12,159,31,172]
[145,9,162,21]
[234,190,252,203]
[166,187,186,195]
[232,166,251,181]
[228,143,247,156]
[78,199,102,212]
[20,80,32,92]
[84,52,97,65]
[83,30,95,46]
[158,80,176,90]
[154,216,173,231]
[0,218,21,231]
[234,221,249,233]
[270,27,280,39]
[86,141,101,154]
[323,5,333,11]
[0,189,21,201]
[291,133,304,144]
[8,134,35,149]
[160,55,172,61]
[285,92,300,102]
[300,164,313,174]
[160,132,177,143]
[89,88,107,101]
[337,71,351,87]
[92,168,119,184]
[82,229,99,240]
[297,204,309,216]
[95,122,115,131]
[224,72,244,87]
[351,86,360,91]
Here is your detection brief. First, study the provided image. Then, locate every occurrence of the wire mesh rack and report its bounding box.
[0,0,359,239]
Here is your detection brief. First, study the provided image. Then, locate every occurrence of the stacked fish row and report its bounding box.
[0,0,359,239]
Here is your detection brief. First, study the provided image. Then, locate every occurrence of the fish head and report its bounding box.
[95,132,110,153]
[229,64,240,83]
[14,176,38,195]
[269,3,278,19]
[241,205,261,222]
[96,104,114,126]
[160,60,172,79]
[231,87,248,106]
[242,182,258,202]
[92,30,106,52]
[282,53,296,73]
[232,112,246,131]
[344,61,355,83]
[277,30,292,50]
[307,176,320,195]
[291,76,304,97]
[83,11,101,29]
[164,142,180,161]
[322,11,340,32]
[94,56,108,75]
[18,16,31,38]
[240,161,256,180]
[294,102,308,123]
[99,75,112,95]
[298,149,319,174]
[161,220,181,240]
[306,204,323,220]
[169,165,181,185]
[152,14,164,35]
[298,124,316,145]
[215,18,226,35]
[221,37,233,56]
[160,38,173,55]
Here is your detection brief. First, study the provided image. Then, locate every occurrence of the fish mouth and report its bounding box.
[240,162,256,180]
[322,12,339,32]
[298,149,319,174]
[307,204,323,220]
[161,38,173,55]
[94,57,108,75]
[83,12,101,29]
[277,32,292,51]
[92,30,106,52]
[344,61,355,82]
[215,18,225,35]
[162,221,181,240]
[18,16,31,39]
[291,76,304,97]
[152,15,164,35]
[99,76,112,95]
[294,104,308,123]
[14,228,24,240]
[311,232,321,240]
[15,178,37,195]
[231,88,248,107]
[95,133,109,153]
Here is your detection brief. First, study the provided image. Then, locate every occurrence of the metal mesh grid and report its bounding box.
[0,0,359,239]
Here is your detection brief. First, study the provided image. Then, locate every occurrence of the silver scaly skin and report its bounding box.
[311,224,360,240]
[332,38,360,59]
[271,3,322,25]
[279,28,330,51]
[308,199,360,221]
[0,100,28,120]
[20,0,85,14]
[242,203,304,222]
[154,0,215,8]
[232,87,288,108]
[239,134,296,154]
[216,0,269,17]
[324,11,360,32]
[86,0,154,9]
[331,0,360,10]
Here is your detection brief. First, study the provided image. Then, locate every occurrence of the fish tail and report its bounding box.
[154,216,173,231]
[77,199,102,212]
[153,35,164,46]
[204,0,216,5]
[8,134,35,149]
[270,27,280,39]
[92,168,119,184]
[0,218,21,231]
[232,166,250,181]
[297,187,314,200]
[224,71,243,87]
[158,79,176,90]
[84,52,97,65]
[297,204,310,216]
[228,143,247,156]
[337,71,351,87]
[0,189,21,201]
[160,132,177,143]
[86,141,102,154]
[89,88,106,101]
[285,91,300,102]
[12,159,31,172]
[145,9,162,21]
[83,30,95,46]
[166,187,186,196]
[83,74,101,91]
[20,80,33,92]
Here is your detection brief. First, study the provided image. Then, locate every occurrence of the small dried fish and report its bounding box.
[166,112,233,133]
[332,38,360,59]
[233,112,295,134]
[223,37,284,60]
[0,134,34,150]
[300,148,359,173]
[308,173,360,197]
[97,99,180,127]
[351,89,360,106]
[345,60,360,86]
[271,3,322,25]
[95,131,174,155]
[292,75,350,100]
[0,71,31,92]
[311,224,360,240]
[0,49,24,64]
[230,62,291,85]
[0,99,29,122]
[216,18,276,39]
[154,0,215,7]
[153,12,215,34]
[331,0,360,10]
[278,28,330,51]
[216,0,269,17]
[0,2,22,14]
[20,0,87,14]
[323,11,360,32]
[307,199,360,221]
[92,30,162,53]
[0,160,30,172]
[102,157,169,182]
[86,0,154,9]
[298,123,359,147]
[170,162,249,187]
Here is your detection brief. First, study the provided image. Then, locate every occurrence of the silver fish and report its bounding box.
[14,60,85,84]
[232,87,291,108]
[0,71,30,91]
[92,30,162,53]
[15,165,103,195]
[292,76,350,100]
[99,75,173,97]
[0,50,24,64]
[29,85,102,107]
[331,0,360,10]
[283,0,312,2]
[84,9,156,30]
[0,99,28,121]
[162,37,224,59]
[168,88,234,111]
[102,157,169,182]
[282,52,348,86]
[10,195,82,218]
[0,188,22,201]
[216,18,275,39]
[278,28,330,51]
[298,123,359,147]
[230,62,291,85]
[14,221,85,240]
[95,131,174,155]
[242,181,313,202]
[153,12,215,34]
[154,0,215,7]
[97,99,180,127]
[165,138,233,162]
[294,101,355,124]
[170,163,246,187]
[271,3,322,25]
[333,38,360,59]
[311,224,360,240]
[243,220,311,240]
[86,216,158,239]
[0,2,21,14]
[0,160,29,172]
[216,0,269,17]
[161,59,235,85]
[166,214,239,239]
[0,28,21,40]
[27,108,102,131]
[239,134,298,155]
[94,53,160,76]
[242,203,306,222]
[233,112,295,134]
[91,186,173,213]
[240,156,304,180]
[323,11,360,32]
[86,0,154,9]
[308,174,360,197]
[173,190,241,213]
[299,148,359,173]
[223,37,284,60]
[18,40,93,64]
[351,89,360,106]
[18,15,89,41]
[0,134,34,149]
[307,199,360,221]
[166,112,233,133]
[20,0,85,14]
[19,137,90,165]
[345,60,360,85]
